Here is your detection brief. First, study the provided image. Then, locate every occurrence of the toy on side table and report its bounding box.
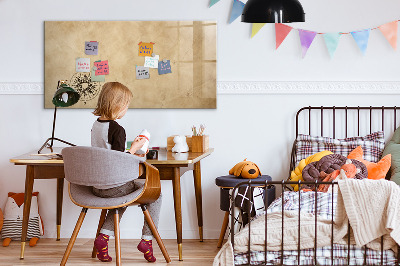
[1,192,44,247]
[229,159,261,179]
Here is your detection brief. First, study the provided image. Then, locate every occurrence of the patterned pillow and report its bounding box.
[294,131,385,166]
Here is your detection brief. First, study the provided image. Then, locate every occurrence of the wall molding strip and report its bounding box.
[1,81,400,95]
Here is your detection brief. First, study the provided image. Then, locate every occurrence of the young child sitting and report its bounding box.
[91,82,162,263]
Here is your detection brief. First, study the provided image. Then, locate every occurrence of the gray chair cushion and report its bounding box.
[62,146,145,188]
[69,180,145,208]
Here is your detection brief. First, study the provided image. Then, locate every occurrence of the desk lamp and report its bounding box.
[38,80,80,154]
[241,0,305,23]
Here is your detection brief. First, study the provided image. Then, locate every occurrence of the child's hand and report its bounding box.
[128,137,147,155]
[134,149,149,157]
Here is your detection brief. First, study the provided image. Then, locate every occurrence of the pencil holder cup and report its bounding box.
[191,135,209,153]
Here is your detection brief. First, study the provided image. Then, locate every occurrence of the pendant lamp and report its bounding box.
[38,80,80,154]
[241,0,305,23]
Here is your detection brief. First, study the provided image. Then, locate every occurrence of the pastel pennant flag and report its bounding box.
[323,33,341,58]
[275,23,293,49]
[229,0,245,24]
[251,23,266,38]
[209,0,220,7]
[298,29,317,58]
[378,21,398,50]
[351,29,370,55]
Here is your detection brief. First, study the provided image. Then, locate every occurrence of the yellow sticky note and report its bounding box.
[138,42,155,57]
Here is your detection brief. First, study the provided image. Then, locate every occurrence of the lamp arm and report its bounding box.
[50,105,57,148]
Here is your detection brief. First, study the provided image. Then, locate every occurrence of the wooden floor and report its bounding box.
[0,239,221,265]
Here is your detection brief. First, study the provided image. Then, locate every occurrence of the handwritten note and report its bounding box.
[85,41,98,55]
[136,66,150,80]
[76,58,90,72]
[91,66,105,82]
[138,42,155,57]
[94,60,109,75]
[158,60,172,75]
[144,55,159,68]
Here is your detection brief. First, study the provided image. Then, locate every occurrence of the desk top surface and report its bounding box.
[10,147,214,166]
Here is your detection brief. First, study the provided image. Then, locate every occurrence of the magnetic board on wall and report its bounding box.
[44,21,217,109]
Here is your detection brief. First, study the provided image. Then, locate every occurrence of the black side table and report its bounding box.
[215,175,275,248]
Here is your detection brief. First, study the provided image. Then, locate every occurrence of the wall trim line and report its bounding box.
[1,81,400,95]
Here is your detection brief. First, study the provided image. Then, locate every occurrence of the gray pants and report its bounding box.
[92,180,162,240]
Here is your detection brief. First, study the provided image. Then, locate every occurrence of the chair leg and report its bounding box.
[217,211,230,248]
[114,209,121,266]
[141,205,171,263]
[91,209,108,258]
[60,208,88,266]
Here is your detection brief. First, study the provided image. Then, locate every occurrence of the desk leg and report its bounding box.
[20,165,34,259]
[172,167,183,261]
[56,178,64,241]
[193,161,203,242]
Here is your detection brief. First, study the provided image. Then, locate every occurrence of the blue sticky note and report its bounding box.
[85,41,98,55]
[158,60,172,75]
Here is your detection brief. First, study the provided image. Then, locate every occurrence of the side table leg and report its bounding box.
[172,167,183,261]
[56,178,64,241]
[217,211,230,248]
[20,165,35,259]
[193,161,203,242]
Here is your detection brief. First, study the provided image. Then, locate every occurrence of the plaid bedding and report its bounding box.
[234,191,397,265]
[294,131,385,166]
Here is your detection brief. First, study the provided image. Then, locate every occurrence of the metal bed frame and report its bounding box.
[230,106,400,266]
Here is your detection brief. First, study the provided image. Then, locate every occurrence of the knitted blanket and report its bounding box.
[214,179,400,266]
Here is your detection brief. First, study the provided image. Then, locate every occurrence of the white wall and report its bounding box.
[1,0,400,239]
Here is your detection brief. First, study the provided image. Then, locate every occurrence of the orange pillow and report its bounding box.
[347,146,391,180]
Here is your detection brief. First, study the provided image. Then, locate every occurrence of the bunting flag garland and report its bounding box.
[209,0,220,8]
[229,0,245,24]
[351,29,370,55]
[251,23,266,38]
[323,33,341,58]
[378,21,398,50]
[298,29,317,58]
[275,23,293,49]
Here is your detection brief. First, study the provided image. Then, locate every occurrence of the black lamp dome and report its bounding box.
[241,0,305,23]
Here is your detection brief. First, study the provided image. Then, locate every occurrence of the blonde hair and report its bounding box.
[93,82,133,120]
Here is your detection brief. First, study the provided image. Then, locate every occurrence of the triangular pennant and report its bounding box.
[351,29,370,55]
[378,21,398,50]
[209,0,220,7]
[275,23,293,49]
[298,29,317,58]
[251,23,266,38]
[323,33,341,58]
[229,0,245,24]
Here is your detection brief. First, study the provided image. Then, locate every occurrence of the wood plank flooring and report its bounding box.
[0,239,222,265]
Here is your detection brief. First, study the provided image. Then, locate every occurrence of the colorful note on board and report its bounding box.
[76,58,90,72]
[144,54,160,68]
[136,66,150,79]
[138,42,155,57]
[158,60,172,75]
[94,60,109,75]
[85,41,99,55]
[91,66,105,82]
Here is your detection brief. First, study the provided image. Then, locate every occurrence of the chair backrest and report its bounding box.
[62,146,145,187]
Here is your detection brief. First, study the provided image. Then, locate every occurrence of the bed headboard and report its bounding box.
[290,106,400,179]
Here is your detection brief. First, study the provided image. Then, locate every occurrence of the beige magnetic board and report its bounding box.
[44,21,217,109]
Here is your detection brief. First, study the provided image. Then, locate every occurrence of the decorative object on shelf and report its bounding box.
[241,0,305,23]
[191,135,209,153]
[38,80,80,154]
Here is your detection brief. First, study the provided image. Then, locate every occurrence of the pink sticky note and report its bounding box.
[94,60,109,75]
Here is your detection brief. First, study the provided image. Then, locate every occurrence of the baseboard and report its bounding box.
[1,81,400,95]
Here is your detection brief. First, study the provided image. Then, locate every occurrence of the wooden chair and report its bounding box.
[60,146,171,265]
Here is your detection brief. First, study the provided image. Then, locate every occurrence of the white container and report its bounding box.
[136,129,150,154]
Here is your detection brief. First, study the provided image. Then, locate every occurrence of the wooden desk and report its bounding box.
[10,147,213,261]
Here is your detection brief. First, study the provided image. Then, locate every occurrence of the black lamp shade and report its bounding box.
[52,84,80,107]
[241,0,305,23]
